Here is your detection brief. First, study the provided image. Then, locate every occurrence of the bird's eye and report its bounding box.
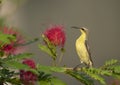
[81,28,85,31]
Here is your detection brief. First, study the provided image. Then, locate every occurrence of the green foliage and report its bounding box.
[39,35,57,60]
[38,44,55,58]
[38,71,67,85]
[3,53,33,61]
[4,61,30,69]
[38,71,52,81]
[0,31,16,57]
[39,77,67,85]
[62,59,120,85]
[39,34,65,66]
[37,67,67,85]
[37,64,66,73]
[1,53,33,69]
[0,32,16,46]
[104,59,119,67]
[0,68,21,85]
[66,70,94,85]
[82,68,106,85]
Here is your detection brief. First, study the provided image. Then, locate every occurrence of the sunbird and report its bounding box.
[72,26,93,68]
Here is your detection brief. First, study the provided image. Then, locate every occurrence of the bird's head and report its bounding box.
[72,26,88,34]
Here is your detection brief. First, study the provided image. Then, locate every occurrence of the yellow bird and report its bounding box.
[72,26,93,67]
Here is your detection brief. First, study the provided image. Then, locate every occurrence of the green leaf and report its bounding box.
[0,32,16,45]
[4,61,30,70]
[41,34,57,60]
[7,78,22,85]
[39,80,51,85]
[83,68,106,85]
[66,70,94,85]
[37,64,66,73]
[3,53,33,62]
[99,70,112,76]
[50,77,67,85]
[38,44,56,59]
[104,59,118,66]
[108,65,120,73]
[87,68,112,76]
[38,71,52,81]
[39,44,53,56]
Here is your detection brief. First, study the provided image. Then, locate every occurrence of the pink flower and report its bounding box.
[22,59,36,69]
[1,27,25,55]
[20,59,37,85]
[44,25,66,47]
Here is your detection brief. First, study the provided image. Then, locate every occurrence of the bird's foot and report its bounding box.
[73,64,81,71]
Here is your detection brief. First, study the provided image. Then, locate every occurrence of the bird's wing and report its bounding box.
[85,40,93,67]
[85,40,91,57]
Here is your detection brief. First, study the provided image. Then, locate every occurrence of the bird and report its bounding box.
[72,26,93,68]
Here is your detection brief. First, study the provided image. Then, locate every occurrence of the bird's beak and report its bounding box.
[71,26,80,29]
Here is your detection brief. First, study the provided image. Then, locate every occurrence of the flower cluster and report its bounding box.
[0,27,25,56]
[20,59,37,85]
[44,25,66,47]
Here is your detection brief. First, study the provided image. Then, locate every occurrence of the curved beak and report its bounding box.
[71,26,80,29]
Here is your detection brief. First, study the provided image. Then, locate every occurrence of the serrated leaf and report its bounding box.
[87,68,112,76]
[110,65,120,73]
[66,70,94,85]
[37,65,66,73]
[100,70,112,76]
[104,59,118,66]
[84,69,106,85]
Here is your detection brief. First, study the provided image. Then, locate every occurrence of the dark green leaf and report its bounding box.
[66,70,94,85]
[38,71,52,81]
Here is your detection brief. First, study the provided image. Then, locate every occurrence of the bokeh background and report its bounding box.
[1,0,120,85]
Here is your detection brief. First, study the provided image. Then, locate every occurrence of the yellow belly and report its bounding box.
[76,41,90,64]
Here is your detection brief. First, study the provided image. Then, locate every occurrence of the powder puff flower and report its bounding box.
[1,27,25,56]
[20,59,37,85]
[44,25,66,47]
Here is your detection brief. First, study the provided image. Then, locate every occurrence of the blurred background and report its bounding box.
[0,0,120,85]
